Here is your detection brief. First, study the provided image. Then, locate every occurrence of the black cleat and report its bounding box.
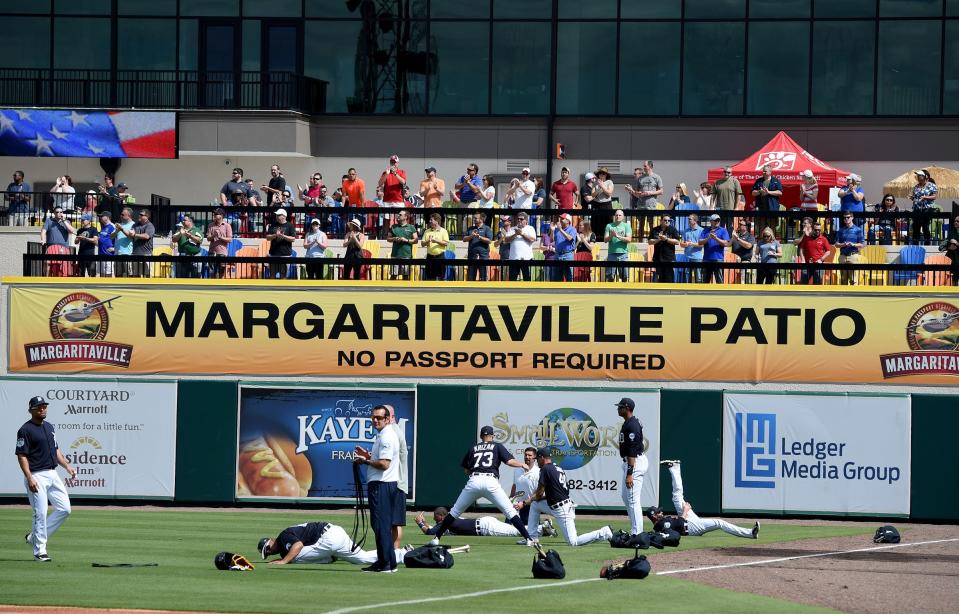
[34,553,51,562]
[752,521,760,539]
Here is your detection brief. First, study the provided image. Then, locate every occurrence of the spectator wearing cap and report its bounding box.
[98,174,122,209]
[343,218,367,280]
[419,167,446,208]
[911,169,938,246]
[835,211,865,285]
[171,214,203,279]
[220,167,254,207]
[698,213,730,284]
[504,211,536,282]
[117,182,135,206]
[581,172,597,222]
[455,163,483,205]
[387,209,418,280]
[304,218,329,280]
[550,167,579,211]
[553,213,578,282]
[506,168,536,211]
[74,213,98,277]
[799,170,819,211]
[40,205,74,249]
[838,173,865,225]
[97,211,116,277]
[129,209,155,278]
[465,211,493,281]
[111,207,135,277]
[378,154,407,209]
[591,167,615,239]
[713,165,744,212]
[421,212,450,281]
[616,397,647,536]
[680,214,704,282]
[206,207,233,278]
[604,209,631,282]
[649,213,682,283]
[266,208,297,279]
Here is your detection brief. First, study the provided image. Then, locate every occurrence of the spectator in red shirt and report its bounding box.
[378,155,407,207]
[298,172,323,206]
[796,221,831,285]
[550,167,579,211]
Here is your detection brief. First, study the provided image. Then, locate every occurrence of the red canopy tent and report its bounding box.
[706,131,854,208]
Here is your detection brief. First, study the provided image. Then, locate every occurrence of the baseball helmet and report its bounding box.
[257,537,271,559]
[214,551,255,571]
[873,525,901,544]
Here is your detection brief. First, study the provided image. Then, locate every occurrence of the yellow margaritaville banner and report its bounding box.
[5,280,959,384]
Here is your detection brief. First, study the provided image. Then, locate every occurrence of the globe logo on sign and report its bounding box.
[535,407,600,470]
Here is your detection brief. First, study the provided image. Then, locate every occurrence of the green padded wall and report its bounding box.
[175,380,238,502]
[658,389,724,516]
[909,394,959,521]
[414,384,478,507]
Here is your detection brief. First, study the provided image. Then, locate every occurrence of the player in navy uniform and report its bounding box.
[514,448,613,546]
[416,507,556,538]
[15,395,76,562]
[646,460,758,539]
[617,397,647,535]
[258,520,409,566]
[429,426,535,543]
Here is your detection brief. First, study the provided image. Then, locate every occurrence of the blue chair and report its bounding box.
[892,245,926,285]
[443,249,456,281]
[674,253,689,283]
[227,238,243,257]
[198,248,211,279]
[673,202,699,237]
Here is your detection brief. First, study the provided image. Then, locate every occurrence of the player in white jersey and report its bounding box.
[510,446,540,524]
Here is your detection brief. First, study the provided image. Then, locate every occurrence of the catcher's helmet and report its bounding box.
[873,525,901,544]
[257,537,271,559]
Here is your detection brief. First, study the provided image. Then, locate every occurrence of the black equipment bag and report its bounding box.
[602,553,651,580]
[532,549,566,579]
[404,545,454,569]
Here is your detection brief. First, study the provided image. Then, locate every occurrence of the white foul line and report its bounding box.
[323,537,959,614]
[657,537,959,576]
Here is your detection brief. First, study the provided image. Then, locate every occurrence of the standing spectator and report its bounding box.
[495,215,514,260]
[455,163,482,205]
[532,177,547,210]
[796,220,831,285]
[730,221,756,262]
[504,211,536,282]
[421,212,449,281]
[604,209,632,282]
[550,167,579,211]
[591,167,615,238]
[112,207,135,277]
[74,214,98,277]
[379,155,407,209]
[116,182,135,207]
[50,175,75,211]
[387,209,418,280]
[419,167,445,208]
[304,218,329,280]
[83,190,98,215]
[553,213,577,283]
[465,212,493,281]
[625,160,663,241]
[625,167,643,209]
[667,183,690,210]
[680,214,704,282]
[262,164,287,207]
[698,213,730,284]
[219,167,252,207]
[244,178,262,206]
[343,218,366,280]
[265,208,296,279]
[694,182,715,210]
[751,164,783,231]
[299,172,324,206]
[873,194,899,246]
[649,214,681,283]
[835,212,865,285]
[206,207,233,279]
[507,168,536,210]
[6,170,31,223]
[478,175,496,209]
[98,174,123,210]
[756,227,782,285]
[279,188,295,209]
[40,206,74,249]
[911,169,938,245]
[838,174,865,230]
[352,405,400,573]
[940,212,959,285]
[575,220,595,282]
[799,170,819,210]
[539,220,555,279]
[713,166,744,212]
[172,214,203,279]
[342,168,365,207]
[129,209,155,278]
[97,211,116,277]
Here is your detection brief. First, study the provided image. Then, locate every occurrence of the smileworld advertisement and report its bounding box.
[6,281,959,384]
[722,392,911,516]
[0,377,177,498]
[477,388,660,509]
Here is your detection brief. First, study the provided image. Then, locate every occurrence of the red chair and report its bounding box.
[574,251,593,282]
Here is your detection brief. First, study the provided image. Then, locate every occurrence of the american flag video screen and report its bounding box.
[0,109,176,159]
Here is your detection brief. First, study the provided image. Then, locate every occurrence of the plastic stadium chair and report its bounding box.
[487,248,501,281]
[918,254,951,286]
[198,248,211,278]
[672,202,698,236]
[674,253,689,283]
[227,238,243,257]
[233,246,262,279]
[892,245,926,286]
[859,245,888,286]
[443,249,456,281]
[722,250,741,285]
[322,247,335,280]
[153,245,174,278]
[532,251,545,282]
[574,250,592,282]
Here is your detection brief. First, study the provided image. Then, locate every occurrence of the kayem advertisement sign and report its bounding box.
[477,388,659,509]
[236,386,415,501]
[0,377,177,498]
[722,393,910,516]
[7,281,959,384]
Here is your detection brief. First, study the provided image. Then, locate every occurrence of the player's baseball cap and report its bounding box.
[257,537,271,559]
[535,447,552,458]
[644,506,663,519]
[28,395,48,410]
[479,425,494,437]
[615,397,635,410]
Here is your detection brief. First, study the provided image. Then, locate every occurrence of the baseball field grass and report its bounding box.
[0,507,871,614]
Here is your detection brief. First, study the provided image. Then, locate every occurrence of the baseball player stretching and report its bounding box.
[647,460,759,539]
[429,426,535,543]
[416,507,557,538]
[16,395,76,562]
[617,397,647,535]
[258,521,408,566]
[514,447,613,546]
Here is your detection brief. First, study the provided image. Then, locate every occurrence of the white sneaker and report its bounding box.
[660,459,681,467]
[428,537,439,546]
[603,525,614,540]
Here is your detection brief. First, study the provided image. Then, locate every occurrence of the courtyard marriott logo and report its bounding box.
[24,293,132,368]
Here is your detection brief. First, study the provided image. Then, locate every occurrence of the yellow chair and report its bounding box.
[859,245,888,286]
[153,245,173,278]
[363,239,382,279]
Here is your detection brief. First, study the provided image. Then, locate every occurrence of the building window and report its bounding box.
[750,0,811,18]
[243,0,301,17]
[682,22,745,115]
[5,18,50,68]
[430,22,490,114]
[495,0,551,19]
[878,20,942,115]
[619,22,680,115]
[814,0,876,17]
[118,0,176,15]
[305,20,363,113]
[181,0,240,17]
[747,21,810,115]
[620,0,681,19]
[685,0,745,19]
[431,0,489,19]
[55,0,110,14]
[556,21,616,115]
[880,0,942,18]
[118,19,177,70]
[0,0,50,13]
[945,21,959,113]
[558,0,616,19]
[811,21,874,115]
[492,22,551,115]
[54,17,110,70]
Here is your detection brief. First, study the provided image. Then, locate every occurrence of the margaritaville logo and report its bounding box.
[880,302,959,378]
[24,293,132,368]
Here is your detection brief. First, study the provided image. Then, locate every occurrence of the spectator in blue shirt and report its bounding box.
[681,214,704,282]
[838,174,865,230]
[455,163,483,204]
[97,211,116,277]
[834,212,865,285]
[698,213,730,283]
[750,165,782,233]
[553,213,578,282]
[6,170,31,222]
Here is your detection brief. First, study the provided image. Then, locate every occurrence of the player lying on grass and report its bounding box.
[416,507,558,538]
[258,520,410,566]
[648,460,759,539]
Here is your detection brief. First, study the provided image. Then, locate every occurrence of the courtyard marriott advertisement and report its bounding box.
[6,281,959,384]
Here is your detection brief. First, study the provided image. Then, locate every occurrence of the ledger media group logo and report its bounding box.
[734,412,776,489]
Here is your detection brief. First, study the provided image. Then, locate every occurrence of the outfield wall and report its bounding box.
[1,377,957,521]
